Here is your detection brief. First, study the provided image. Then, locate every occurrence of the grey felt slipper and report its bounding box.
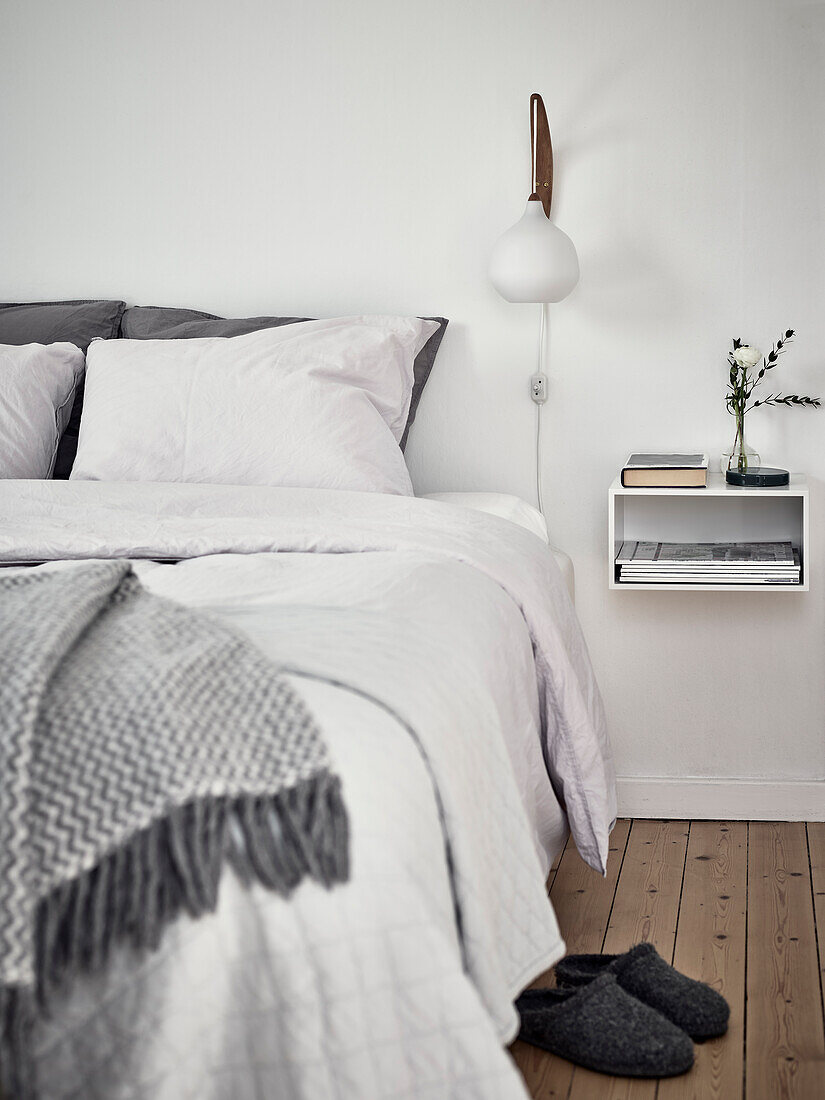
[516,972,694,1078]
[554,943,730,1039]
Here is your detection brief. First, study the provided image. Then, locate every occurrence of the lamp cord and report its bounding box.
[535,305,564,562]
[536,403,544,517]
[535,303,545,517]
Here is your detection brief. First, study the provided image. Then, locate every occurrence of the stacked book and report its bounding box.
[616,541,801,585]
[621,453,708,488]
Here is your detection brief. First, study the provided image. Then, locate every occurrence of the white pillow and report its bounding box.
[0,342,85,478]
[72,316,439,494]
[421,491,549,542]
[421,492,575,600]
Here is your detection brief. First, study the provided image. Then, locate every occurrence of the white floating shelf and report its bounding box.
[608,472,809,592]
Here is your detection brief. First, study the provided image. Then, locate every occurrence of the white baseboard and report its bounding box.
[616,776,825,821]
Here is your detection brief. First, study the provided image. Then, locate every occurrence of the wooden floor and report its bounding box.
[511,820,825,1099]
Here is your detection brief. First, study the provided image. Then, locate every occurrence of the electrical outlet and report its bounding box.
[530,373,548,404]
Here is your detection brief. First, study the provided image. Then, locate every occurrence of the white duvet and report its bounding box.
[0,481,615,1100]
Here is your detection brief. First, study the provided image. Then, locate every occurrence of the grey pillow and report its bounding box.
[121,306,448,450]
[0,300,126,478]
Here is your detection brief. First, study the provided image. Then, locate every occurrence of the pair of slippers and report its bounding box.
[516,943,730,1078]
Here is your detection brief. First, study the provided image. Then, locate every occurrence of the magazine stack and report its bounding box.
[616,540,801,585]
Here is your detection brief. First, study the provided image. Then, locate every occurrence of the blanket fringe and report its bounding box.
[0,986,35,1100]
[1,772,348,1099]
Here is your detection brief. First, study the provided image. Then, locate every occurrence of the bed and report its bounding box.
[0,308,614,1100]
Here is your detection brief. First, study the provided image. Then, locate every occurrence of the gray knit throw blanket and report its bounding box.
[0,561,348,1098]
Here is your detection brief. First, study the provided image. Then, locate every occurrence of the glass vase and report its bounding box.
[721,411,760,475]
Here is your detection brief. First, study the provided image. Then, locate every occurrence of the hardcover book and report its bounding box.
[621,453,708,488]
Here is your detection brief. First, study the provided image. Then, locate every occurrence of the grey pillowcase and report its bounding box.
[121,306,448,450]
[0,300,126,478]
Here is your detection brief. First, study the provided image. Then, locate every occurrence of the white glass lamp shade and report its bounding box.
[489,198,580,303]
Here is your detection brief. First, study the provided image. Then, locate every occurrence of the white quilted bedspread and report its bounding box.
[0,482,615,1100]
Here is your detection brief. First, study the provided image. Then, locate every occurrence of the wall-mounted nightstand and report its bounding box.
[608,473,809,591]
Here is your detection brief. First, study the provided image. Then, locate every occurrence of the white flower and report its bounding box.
[733,345,762,369]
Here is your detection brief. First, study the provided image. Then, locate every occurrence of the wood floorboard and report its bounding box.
[567,820,690,1100]
[658,821,747,1100]
[545,833,569,896]
[807,823,825,1029]
[746,822,825,1100]
[514,820,825,1100]
[550,838,567,875]
[510,819,630,1097]
[552,818,632,958]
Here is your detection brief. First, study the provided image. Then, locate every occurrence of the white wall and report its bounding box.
[2,0,824,800]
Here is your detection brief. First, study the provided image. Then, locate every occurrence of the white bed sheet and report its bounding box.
[0,480,614,869]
